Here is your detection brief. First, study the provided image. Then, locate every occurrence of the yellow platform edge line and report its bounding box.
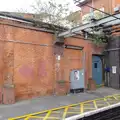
[8,94,120,120]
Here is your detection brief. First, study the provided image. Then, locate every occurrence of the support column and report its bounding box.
[106,34,120,89]
[3,42,15,104]
[53,36,65,95]
[0,42,4,104]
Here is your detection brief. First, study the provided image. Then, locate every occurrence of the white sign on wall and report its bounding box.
[56,55,61,61]
[112,66,117,74]
[57,55,61,60]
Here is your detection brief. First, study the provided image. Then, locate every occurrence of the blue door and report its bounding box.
[92,56,102,85]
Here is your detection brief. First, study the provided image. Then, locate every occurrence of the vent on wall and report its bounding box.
[65,45,84,50]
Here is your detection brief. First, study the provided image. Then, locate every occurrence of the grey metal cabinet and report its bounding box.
[70,69,84,89]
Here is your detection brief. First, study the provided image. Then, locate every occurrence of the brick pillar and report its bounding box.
[53,43,65,95]
[3,85,15,104]
[0,86,2,104]
[3,42,15,104]
[0,42,4,104]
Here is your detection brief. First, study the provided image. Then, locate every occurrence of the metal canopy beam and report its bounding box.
[58,13,120,38]
[104,19,120,26]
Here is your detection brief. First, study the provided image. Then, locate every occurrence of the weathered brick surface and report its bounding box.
[0,25,5,103]
[11,27,54,100]
[0,86,2,104]
[3,42,14,85]
[0,42,4,85]
[0,23,104,101]
[64,38,93,88]
[3,87,15,104]
[80,0,119,16]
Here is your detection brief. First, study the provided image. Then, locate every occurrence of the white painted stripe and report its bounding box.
[65,102,120,120]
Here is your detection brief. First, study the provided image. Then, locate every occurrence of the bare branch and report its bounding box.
[31,0,77,28]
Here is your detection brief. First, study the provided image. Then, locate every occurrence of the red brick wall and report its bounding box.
[80,0,113,17]
[81,0,120,16]
[0,25,5,87]
[13,28,54,100]
[81,2,92,15]
[112,24,120,36]
[112,0,120,11]
[0,25,6,103]
[65,38,93,88]
[0,24,55,100]
[0,23,104,101]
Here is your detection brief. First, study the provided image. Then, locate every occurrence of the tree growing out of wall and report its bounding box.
[31,0,77,28]
[83,11,108,45]
[91,34,107,45]
[82,8,106,24]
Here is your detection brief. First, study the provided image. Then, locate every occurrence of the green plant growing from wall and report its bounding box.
[91,34,107,45]
[82,11,108,45]
[57,80,65,84]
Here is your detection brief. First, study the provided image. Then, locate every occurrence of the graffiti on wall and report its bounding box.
[19,60,48,78]
[19,65,33,78]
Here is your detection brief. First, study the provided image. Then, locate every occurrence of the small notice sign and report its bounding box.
[58,55,61,60]
[112,66,117,74]
[56,55,61,61]
[74,71,79,80]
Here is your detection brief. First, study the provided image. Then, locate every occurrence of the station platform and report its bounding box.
[8,94,120,120]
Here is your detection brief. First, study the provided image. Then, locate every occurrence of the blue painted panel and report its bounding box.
[70,69,84,89]
[92,56,102,85]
